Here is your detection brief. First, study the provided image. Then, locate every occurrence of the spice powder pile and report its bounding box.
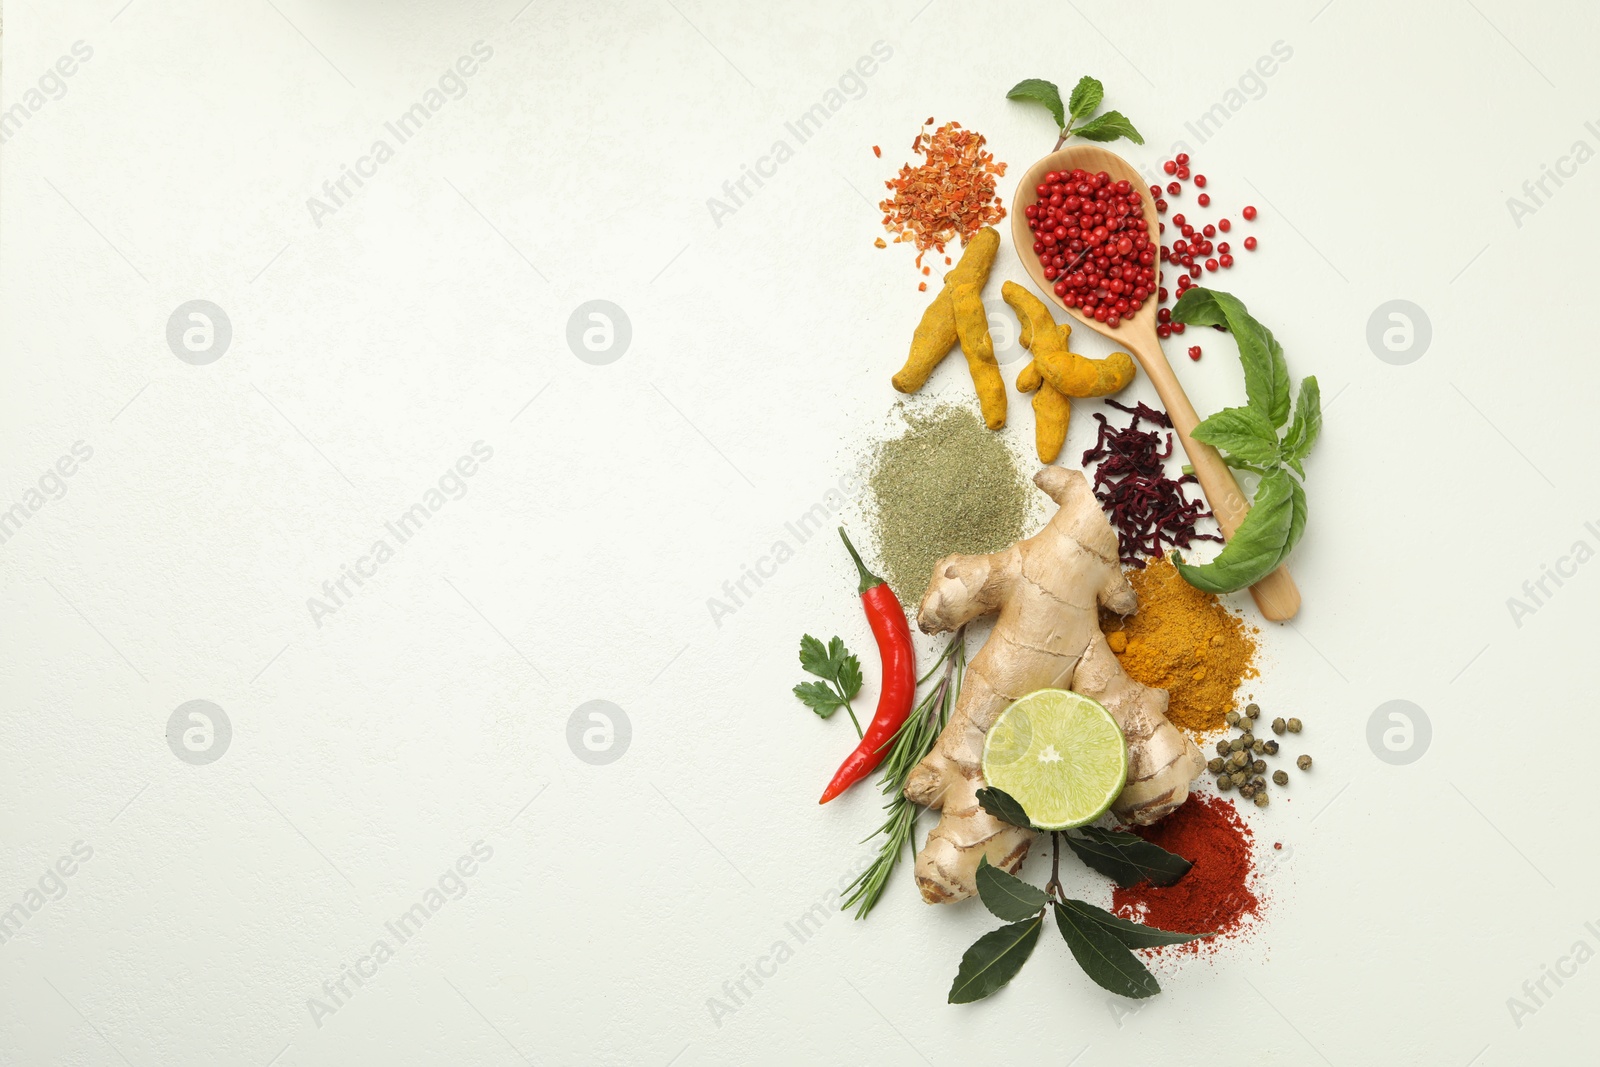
[864,404,1032,605]
[1112,792,1260,952]
[878,119,1007,267]
[1100,555,1258,734]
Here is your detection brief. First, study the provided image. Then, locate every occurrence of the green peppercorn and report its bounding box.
[1254,791,1270,808]
[1264,739,1279,756]
[1225,711,1240,726]
[1239,783,1256,799]
[1252,739,1265,754]
[1245,702,1260,718]
[1218,774,1234,791]
[1252,759,1266,775]
[1273,770,1289,786]
[1297,754,1313,771]
[1287,717,1303,733]
[1232,772,1249,788]
[1207,757,1225,774]
[1216,740,1230,757]
[1230,738,1246,752]
[1240,732,1254,747]
[1271,717,1286,735]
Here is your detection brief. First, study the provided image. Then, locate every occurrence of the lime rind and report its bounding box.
[980,689,1128,831]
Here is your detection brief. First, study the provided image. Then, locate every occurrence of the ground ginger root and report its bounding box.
[891,227,1000,394]
[1002,281,1138,462]
[950,282,1006,429]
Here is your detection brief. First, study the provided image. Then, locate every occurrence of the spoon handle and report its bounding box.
[1124,332,1302,622]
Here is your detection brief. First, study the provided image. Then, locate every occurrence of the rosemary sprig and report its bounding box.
[841,626,966,919]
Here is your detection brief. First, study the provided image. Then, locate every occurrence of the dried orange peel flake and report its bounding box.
[878,120,1007,260]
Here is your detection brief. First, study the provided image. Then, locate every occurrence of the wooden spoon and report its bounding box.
[1010,144,1301,621]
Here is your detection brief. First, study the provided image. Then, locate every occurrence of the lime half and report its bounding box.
[981,689,1128,830]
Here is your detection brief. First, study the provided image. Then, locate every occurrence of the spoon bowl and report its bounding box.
[1010,144,1300,621]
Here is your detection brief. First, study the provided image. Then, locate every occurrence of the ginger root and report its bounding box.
[1002,282,1137,463]
[892,228,1000,395]
[903,466,1205,904]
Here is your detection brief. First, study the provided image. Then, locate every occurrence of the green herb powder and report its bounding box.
[865,404,1033,605]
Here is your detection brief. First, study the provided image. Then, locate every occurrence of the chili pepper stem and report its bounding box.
[837,527,885,595]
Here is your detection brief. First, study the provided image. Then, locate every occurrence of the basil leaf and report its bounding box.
[1191,405,1282,467]
[1280,475,1308,567]
[949,915,1043,1003]
[1006,78,1065,130]
[1172,468,1296,594]
[976,786,1034,829]
[1053,901,1160,999]
[1170,289,1290,427]
[1066,826,1192,888]
[1067,75,1103,122]
[976,856,1049,922]
[1057,898,1209,949]
[1070,110,1144,145]
[798,634,833,678]
[1282,375,1322,467]
[792,681,843,717]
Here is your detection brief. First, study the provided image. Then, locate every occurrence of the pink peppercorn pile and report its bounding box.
[1023,168,1158,330]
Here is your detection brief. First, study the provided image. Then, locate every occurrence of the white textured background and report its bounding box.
[1,1,1596,1064]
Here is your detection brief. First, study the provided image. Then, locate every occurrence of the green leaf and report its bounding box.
[798,634,833,678]
[1057,898,1209,950]
[948,915,1043,1004]
[1053,901,1160,999]
[1065,827,1192,888]
[1067,75,1103,122]
[1170,289,1290,427]
[835,650,863,702]
[976,856,1049,922]
[1281,475,1308,565]
[1172,468,1297,594]
[1006,78,1066,130]
[976,787,1034,829]
[1071,110,1144,145]
[1282,375,1322,466]
[1191,405,1282,468]
[792,681,843,717]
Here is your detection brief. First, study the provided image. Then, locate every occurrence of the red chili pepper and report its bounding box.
[820,528,916,804]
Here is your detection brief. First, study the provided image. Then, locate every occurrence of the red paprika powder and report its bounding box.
[1112,793,1259,952]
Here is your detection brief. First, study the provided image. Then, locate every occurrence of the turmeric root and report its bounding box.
[1002,282,1138,463]
[891,228,1000,394]
[903,467,1205,904]
[950,283,1006,429]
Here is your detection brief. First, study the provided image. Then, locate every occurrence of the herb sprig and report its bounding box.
[1006,75,1145,150]
[946,790,1209,1003]
[793,635,864,737]
[841,629,966,919]
[1167,288,1321,594]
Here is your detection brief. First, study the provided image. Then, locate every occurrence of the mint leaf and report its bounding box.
[798,634,833,678]
[1191,405,1282,468]
[1071,110,1144,145]
[976,857,1049,922]
[948,915,1043,1003]
[1282,375,1322,468]
[1053,901,1160,999]
[976,787,1034,829]
[1170,288,1290,427]
[793,681,844,717]
[1056,898,1209,950]
[1067,75,1103,122]
[835,650,863,702]
[1172,468,1297,594]
[1006,78,1065,130]
[1066,827,1192,888]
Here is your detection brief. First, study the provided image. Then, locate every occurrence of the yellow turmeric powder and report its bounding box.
[1099,556,1258,735]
